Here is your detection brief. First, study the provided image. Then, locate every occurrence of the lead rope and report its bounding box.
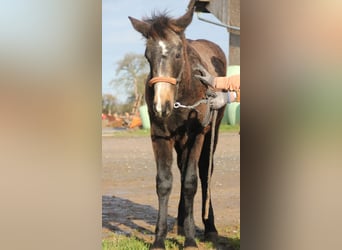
[173,89,216,127]
[204,109,217,219]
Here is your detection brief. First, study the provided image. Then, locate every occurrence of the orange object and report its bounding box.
[129,116,142,128]
[148,76,177,86]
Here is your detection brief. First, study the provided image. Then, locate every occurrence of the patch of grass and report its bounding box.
[102,234,184,250]
[164,236,184,249]
[103,128,150,137]
[219,124,240,133]
[224,225,240,250]
[103,230,240,250]
[102,234,150,250]
[202,241,215,249]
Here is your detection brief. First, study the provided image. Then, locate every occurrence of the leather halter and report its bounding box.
[148,76,177,87]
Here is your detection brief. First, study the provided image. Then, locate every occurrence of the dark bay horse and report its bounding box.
[129,1,226,249]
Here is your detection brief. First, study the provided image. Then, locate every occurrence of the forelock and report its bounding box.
[143,12,181,39]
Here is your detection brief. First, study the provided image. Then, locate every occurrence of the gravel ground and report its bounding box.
[102,132,240,245]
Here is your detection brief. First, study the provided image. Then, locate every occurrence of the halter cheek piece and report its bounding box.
[148,76,177,87]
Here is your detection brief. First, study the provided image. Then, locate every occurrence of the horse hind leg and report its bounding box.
[175,189,185,235]
[174,143,186,236]
[199,132,218,241]
[174,161,198,249]
[184,135,209,248]
[175,137,204,249]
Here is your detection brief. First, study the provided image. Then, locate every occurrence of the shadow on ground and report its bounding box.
[102,195,172,236]
[102,195,238,250]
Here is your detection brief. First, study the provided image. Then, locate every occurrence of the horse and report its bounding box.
[129,1,226,249]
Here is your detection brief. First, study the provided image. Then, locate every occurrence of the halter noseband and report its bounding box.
[148,76,177,87]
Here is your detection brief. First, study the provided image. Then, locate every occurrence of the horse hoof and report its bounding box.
[175,225,185,236]
[151,240,165,250]
[184,238,198,249]
[204,231,219,242]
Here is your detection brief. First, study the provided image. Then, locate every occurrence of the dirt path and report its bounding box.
[102,132,240,247]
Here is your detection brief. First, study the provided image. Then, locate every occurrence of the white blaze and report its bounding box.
[154,82,172,116]
[154,41,171,116]
[158,40,168,55]
[155,84,163,113]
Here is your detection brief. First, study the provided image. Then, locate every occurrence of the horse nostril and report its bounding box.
[165,101,171,112]
[152,102,157,113]
[153,101,173,118]
[161,101,172,117]
[153,102,164,117]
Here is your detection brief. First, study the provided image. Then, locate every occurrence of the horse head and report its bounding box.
[129,0,196,118]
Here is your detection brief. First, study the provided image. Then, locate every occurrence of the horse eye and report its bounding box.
[175,52,181,59]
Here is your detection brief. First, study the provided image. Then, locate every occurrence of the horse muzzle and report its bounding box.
[153,99,172,118]
[149,77,177,118]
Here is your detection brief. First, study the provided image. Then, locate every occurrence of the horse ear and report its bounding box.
[128,16,150,38]
[172,0,196,32]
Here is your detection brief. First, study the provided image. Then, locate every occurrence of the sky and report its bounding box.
[102,0,229,102]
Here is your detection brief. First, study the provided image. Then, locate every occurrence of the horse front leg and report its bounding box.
[151,138,174,250]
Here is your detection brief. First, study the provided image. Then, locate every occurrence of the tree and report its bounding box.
[102,94,117,115]
[111,53,149,104]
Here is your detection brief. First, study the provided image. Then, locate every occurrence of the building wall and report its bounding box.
[227,0,240,65]
[196,0,240,65]
[229,33,240,65]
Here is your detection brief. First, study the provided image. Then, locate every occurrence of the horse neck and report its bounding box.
[180,37,192,86]
[180,38,205,93]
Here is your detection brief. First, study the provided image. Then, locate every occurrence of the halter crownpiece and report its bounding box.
[148,76,177,86]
